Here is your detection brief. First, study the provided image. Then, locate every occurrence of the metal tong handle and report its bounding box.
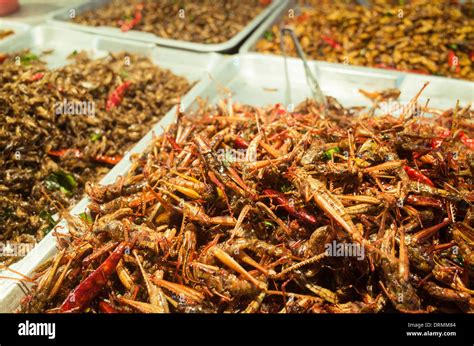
[280,27,326,106]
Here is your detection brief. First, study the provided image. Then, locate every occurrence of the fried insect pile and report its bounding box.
[256,0,474,80]
[73,0,270,44]
[0,51,190,252]
[19,90,473,313]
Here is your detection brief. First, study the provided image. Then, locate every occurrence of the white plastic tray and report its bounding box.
[0,24,225,312]
[0,51,472,312]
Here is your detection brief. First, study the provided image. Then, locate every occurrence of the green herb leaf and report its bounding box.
[20,53,39,65]
[90,132,102,142]
[79,212,93,224]
[39,210,57,234]
[448,44,458,50]
[44,171,77,196]
[44,179,60,192]
[264,31,274,41]
[39,210,54,223]
[324,147,341,160]
[119,69,129,79]
[262,221,274,229]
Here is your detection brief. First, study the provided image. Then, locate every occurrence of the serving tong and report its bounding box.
[279,26,326,108]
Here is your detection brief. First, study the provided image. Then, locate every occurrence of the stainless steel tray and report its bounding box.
[0,52,472,312]
[48,0,286,53]
[239,0,474,83]
[0,24,223,80]
[0,24,224,312]
[0,19,30,46]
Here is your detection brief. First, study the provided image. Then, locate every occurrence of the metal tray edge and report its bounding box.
[238,1,474,85]
[47,0,286,53]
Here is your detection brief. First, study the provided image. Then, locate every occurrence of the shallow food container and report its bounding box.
[239,0,474,82]
[48,0,286,53]
[0,47,472,312]
[0,24,223,78]
[0,24,225,312]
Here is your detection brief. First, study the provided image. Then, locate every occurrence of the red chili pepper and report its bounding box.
[259,0,272,5]
[94,155,122,165]
[234,136,249,149]
[120,4,144,32]
[448,50,461,73]
[296,12,310,23]
[430,128,451,149]
[448,50,455,66]
[403,166,435,187]
[131,285,140,301]
[98,301,119,313]
[106,81,132,111]
[29,72,44,82]
[47,148,82,158]
[273,103,287,115]
[321,35,342,50]
[470,50,474,62]
[264,189,317,225]
[404,68,429,75]
[60,242,128,312]
[0,54,7,64]
[165,133,183,152]
[459,131,474,150]
[430,138,443,149]
[439,129,451,138]
[48,149,120,165]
